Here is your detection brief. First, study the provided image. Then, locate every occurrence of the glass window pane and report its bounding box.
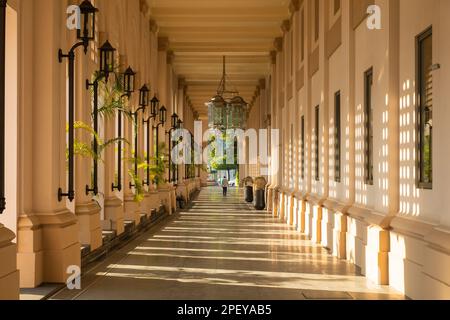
[418,28,433,187]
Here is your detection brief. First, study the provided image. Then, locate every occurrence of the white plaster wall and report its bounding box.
[397,0,441,225]
[437,0,450,228]
[328,44,348,202]
[353,0,390,213]
[310,71,323,197]
[297,88,306,193]
[288,98,295,190]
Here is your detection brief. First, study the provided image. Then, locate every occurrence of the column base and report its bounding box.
[0,224,19,300]
[103,195,124,235]
[311,204,323,244]
[157,186,172,215]
[124,195,140,226]
[288,191,296,226]
[346,207,389,286]
[142,192,151,217]
[389,217,450,299]
[266,186,274,212]
[278,190,286,222]
[75,201,102,251]
[148,189,160,213]
[17,210,80,287]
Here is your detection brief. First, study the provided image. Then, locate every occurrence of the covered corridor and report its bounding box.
[49,187,402,300]
[1,0,450,301]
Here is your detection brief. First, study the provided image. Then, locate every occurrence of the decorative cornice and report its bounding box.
[158,37,170,51]
[149,19,159,34]
[273,38,283,52]
[281,20,291,33]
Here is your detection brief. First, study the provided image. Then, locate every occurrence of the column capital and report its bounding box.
[255,86,261,98]
[140,0,149,16]
[289,0,301,14]
[149,19,159,34]
[273,37,283,52]
[259,78,266,90]
[193,111,199,121]
[270,51,277,64]
[167,50,175,65]
[265,115,272,127]
[281,20,291,33]
[178,77,187,90]
[158,37,170,51]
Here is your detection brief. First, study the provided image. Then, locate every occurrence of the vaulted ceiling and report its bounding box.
[147,0,290,119]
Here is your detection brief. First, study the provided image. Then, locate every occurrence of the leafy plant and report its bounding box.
[127,143,168,202]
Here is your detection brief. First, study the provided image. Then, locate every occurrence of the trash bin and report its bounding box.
[254,177,267,210]
[243,177,254,203]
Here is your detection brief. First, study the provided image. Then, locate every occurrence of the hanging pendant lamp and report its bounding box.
[206,56,248,130]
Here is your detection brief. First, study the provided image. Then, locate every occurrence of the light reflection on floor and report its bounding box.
[51,187,404,300]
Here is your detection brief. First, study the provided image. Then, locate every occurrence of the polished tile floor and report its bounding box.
[52,187,404,300]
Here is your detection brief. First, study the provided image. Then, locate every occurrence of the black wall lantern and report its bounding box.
[77,0,97,54]
[139,84,150,108]
[123,67,136,95]
[142,95,159,186]
[150,95,159,118]
[58,0,98,202]
[112,67,136,192]
[99,40,115,82]
[166,113,179,183]
[0,0,7,213]
[86,41,116,196]
[176,119,183,183]
[153,106,167,164]
[129,83,148,189]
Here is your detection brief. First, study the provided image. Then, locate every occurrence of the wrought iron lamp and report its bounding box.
[0,0,7,213]
[58,0,98,202]
[112,66,136,192]
[86,41,116,196]
[166,113,179,183]
[142,95,160,186]
[153,106,167,163]
[129,83,149,189]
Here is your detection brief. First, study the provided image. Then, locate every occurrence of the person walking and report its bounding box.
[222,176,229,196]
